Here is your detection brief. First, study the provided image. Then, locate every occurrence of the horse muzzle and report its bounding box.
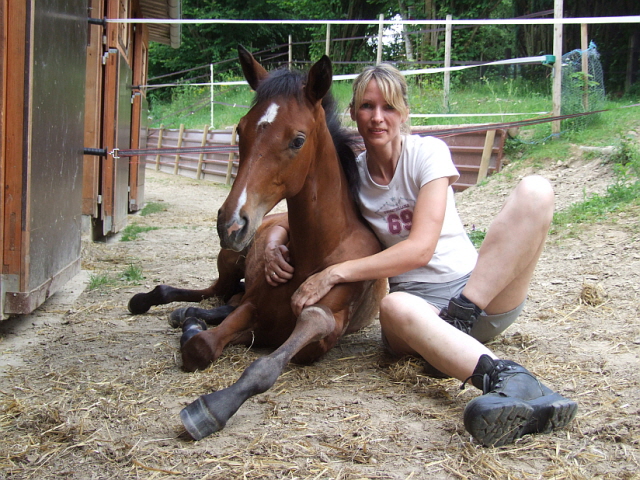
[217,209,256,251]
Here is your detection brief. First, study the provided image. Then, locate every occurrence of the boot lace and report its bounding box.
[461,359,539,393]
[439,307,474,334]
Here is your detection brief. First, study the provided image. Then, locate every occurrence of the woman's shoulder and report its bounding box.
[405,134,448,149]
[403,135,451,160]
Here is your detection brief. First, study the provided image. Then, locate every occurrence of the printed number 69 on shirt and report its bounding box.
[387,209,413,235]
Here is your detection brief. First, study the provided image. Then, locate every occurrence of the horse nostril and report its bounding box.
[226,215,247,237]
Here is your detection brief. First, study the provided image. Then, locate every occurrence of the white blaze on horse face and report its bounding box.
[257,103,279,128]
[227,187,248,235]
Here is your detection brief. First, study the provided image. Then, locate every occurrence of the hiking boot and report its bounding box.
[439,294,482,334]
[463,354,578,447]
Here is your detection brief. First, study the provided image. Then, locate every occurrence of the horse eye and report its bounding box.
[290,135,305,150]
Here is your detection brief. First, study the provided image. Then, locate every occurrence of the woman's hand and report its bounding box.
[265,242,294,286]
[291,266,339,316]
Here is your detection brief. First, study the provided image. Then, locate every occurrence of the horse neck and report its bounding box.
[286,129,359,263]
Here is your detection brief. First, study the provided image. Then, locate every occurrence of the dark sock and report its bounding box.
[458,293,483,316]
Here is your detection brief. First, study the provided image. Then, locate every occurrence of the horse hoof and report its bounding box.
[128,293,152,314]
[180,396,225,441]
[169,308,188,328]
[180,317,208,347]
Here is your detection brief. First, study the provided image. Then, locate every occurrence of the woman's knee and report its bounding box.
[379,292,415,330]
[380,291,438,331]
[512,175,555,222]
[518,175,554,205]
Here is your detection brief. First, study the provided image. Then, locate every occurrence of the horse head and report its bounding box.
[216,46,333,252]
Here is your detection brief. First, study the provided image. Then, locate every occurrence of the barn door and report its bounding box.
[129,24,150,212]
[99,0,133,236]
[2,0,86,317]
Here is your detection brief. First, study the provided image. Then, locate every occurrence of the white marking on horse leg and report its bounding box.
[258,103,279,127]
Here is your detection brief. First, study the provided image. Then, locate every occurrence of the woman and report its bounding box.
[264,63,577,447]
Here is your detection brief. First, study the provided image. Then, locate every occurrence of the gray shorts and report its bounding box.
[389,273,525,344]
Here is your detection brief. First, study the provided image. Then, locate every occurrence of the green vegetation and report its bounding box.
[120,224,160,242]
[88,265,145,290]
[552,136,640,233]
[140,201,168,216]
[149,76,554,130]
[150,0,636,98]
[88,273,114,290]
[121,264,144,283]
[468,228,487,249]
[150,71,640,241]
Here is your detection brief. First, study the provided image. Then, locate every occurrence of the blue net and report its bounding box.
[561,41,605,130]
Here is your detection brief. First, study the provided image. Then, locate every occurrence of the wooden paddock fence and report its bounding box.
[145,125,506,191]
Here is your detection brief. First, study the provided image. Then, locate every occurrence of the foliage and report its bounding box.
[88,273,114,290]
[120,224,160,242]
[87,265,145,290]
[140,201,168,216]
[147,0,639,99]
[467,227,487,248]
[552,135,640,230]
[121,264,145,284]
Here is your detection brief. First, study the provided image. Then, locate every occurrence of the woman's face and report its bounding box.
[351,78,407,149]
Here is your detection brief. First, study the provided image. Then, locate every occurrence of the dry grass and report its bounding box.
[1,169,639,479]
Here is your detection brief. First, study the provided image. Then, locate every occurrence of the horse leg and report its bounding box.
[179,305,337,440]
[168,303,238,329]
[128,248,246,315]
[180,302,258,372]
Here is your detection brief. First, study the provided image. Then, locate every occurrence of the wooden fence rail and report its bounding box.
[145,124,506,191]
[145,125,239,184]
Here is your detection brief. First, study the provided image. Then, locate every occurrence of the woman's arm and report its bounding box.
[264,222,295,286]
[291,177,450,315]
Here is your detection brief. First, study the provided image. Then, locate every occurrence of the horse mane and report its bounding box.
[253,68,360,201]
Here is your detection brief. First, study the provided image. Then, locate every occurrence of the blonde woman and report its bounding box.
[265,63,577,447]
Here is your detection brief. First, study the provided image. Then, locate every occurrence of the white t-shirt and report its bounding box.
[355,134,478,283]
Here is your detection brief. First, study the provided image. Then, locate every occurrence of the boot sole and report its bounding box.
[464,393,578,447]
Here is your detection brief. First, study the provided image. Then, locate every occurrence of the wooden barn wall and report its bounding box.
[2,0,87,315]
[83,0,105,219]
[0,0,6,287]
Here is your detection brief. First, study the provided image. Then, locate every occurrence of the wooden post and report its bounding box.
[552,0,563,136]
[443,14,452,112]
[376,14,384,65]
[210,63,214,127]
[155,124,164,170]
[196,125,209,179]
[477,130,496,183]
[325,23,331,56]
[581,24,589,111]
[225,125,238,185]
[173,124,185,175]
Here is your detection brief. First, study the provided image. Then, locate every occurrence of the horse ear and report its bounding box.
[238,45,269,91]
[305,55,333,105]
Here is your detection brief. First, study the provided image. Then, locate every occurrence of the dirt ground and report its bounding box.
[1,141,639,479]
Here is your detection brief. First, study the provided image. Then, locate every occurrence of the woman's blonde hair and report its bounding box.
[349,63,410,121]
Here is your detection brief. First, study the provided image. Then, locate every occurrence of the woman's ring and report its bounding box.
[272,271,277,277]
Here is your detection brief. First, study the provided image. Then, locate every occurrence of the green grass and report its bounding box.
[149,75,640,238]
[467,228,487,249]
[121,264,144,283]
[551,136,640,234]
[140,201,168,216]
[120,224,160,242]
[88,273,114,290]
[88,265,145,290]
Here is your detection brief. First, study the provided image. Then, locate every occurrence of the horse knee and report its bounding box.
[299,305,335,339]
